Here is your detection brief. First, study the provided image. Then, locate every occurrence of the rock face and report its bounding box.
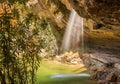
[56,52,83,65]
[84,0,120,25]
[82,53,120,84]
[61,0,120,25]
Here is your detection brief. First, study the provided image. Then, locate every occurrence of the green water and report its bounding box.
[35,60,96,84]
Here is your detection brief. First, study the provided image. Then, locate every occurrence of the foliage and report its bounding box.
[0,0,60,83]
[38,18,58,56]
[0,0,29,4]
[0,0,41,84]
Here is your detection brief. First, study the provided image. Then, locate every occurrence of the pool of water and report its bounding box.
[46,73,96,84]
[35,60,97,84]
[36,74,96,84]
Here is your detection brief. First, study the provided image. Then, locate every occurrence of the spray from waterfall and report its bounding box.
[61,10,84,53]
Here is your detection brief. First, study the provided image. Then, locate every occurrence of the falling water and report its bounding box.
[61,10,84,53]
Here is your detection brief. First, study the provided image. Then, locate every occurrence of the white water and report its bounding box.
[50,73,90,79]
[61,10,84,52]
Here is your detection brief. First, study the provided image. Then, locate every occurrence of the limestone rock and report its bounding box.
[61,0,120,25]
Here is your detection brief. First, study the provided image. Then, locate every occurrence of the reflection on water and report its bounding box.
[50,73,90,79]
[46,73,97,84]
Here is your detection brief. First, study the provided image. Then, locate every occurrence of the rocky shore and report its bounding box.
[82,52,120,84]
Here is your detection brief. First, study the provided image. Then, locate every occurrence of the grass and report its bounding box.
[35,59,96,84]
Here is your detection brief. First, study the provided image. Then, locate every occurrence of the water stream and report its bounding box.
[61,10,84,52]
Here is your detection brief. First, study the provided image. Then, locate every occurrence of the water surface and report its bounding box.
[35,60,97,84]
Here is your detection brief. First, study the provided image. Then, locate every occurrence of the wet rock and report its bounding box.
[93,23,103,29]
[93,69,119,84]
[56,52,83,65]
[109,73,118,82]
[82,53,120,84]
[114,63,120,70]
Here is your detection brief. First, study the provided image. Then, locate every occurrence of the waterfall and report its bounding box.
[61,10,84,53]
